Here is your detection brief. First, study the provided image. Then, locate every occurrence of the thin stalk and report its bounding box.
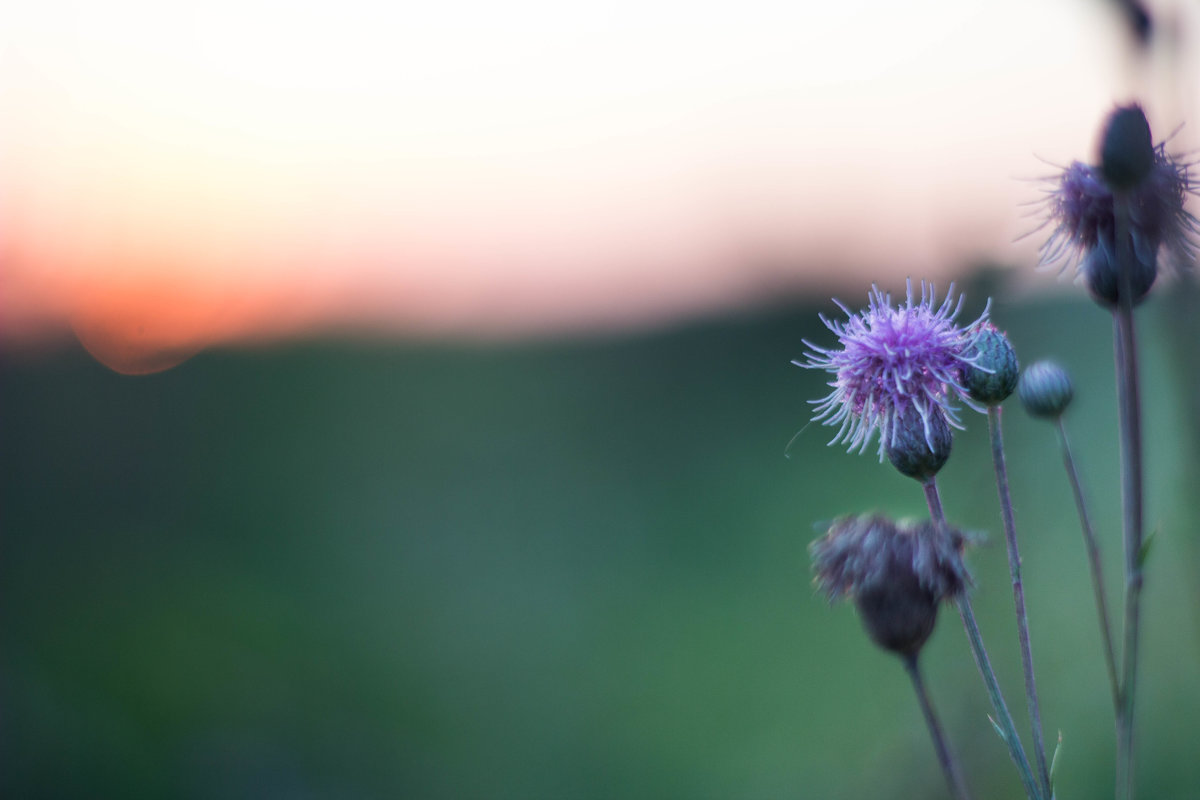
[902,652,973,800]
[922,478,1043,800]
[1113,195,1144,800]
[1054,417,1121,710]
[987,406,1052,799]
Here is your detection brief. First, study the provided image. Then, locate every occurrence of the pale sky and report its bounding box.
[2,0,1197,371]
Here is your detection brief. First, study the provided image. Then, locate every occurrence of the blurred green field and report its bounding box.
[2,286,1198,799]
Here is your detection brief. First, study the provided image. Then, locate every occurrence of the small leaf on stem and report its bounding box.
[1136,527,1157,568]
[1050,731,1063,785]
[988,715,1007,743]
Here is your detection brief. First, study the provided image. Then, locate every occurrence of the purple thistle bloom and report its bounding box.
[795,279,989,461]
[1037,142,1198,277]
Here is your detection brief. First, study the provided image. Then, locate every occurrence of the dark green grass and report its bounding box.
[2,290,1196,798]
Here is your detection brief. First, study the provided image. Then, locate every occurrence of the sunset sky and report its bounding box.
[3,0,1197,370]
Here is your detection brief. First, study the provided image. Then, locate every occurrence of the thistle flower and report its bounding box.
[1035,108,1198,304]
[795,280,989,462]
[811,514,970,655]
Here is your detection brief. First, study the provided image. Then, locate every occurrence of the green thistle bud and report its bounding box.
[1018,360,1074,419]
[886,403,952,482]
[962,323,1019,406]
[1100,104,1155,191]
[1082,233,1157,307]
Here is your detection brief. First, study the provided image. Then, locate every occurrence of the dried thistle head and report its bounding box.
[810,514,970,656]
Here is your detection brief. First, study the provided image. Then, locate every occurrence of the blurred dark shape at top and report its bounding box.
[1107,0,1153,48]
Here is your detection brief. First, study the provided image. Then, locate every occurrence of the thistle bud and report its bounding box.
[1018,360,1074,419]
[886,403,952,482]
[1100,104,1155,191]
[811,515,969,656]
[1082,232,1158,307]
[962,323,1019,406]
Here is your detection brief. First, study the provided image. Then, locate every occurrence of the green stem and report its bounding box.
[1113,195,1144,800]
[987,406,1052,799]
[922,477,1043,800]
[1054,417,1121,711]
[903,652,973,800]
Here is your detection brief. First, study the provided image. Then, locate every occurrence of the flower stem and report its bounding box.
[1054,417,1121,711]
[922,478,1043,800]
[987,406,1052,799]
[1113,194,1144,800]
[902,652,973,800]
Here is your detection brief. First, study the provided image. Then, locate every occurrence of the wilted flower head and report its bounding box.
[1036,109,1198,300]
[811,514,970,655]
[795,279,989,462]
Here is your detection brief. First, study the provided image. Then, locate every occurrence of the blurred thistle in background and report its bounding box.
[1035,107,1198,307]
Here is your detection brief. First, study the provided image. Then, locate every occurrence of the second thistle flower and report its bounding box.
[1037,104,1198,306]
